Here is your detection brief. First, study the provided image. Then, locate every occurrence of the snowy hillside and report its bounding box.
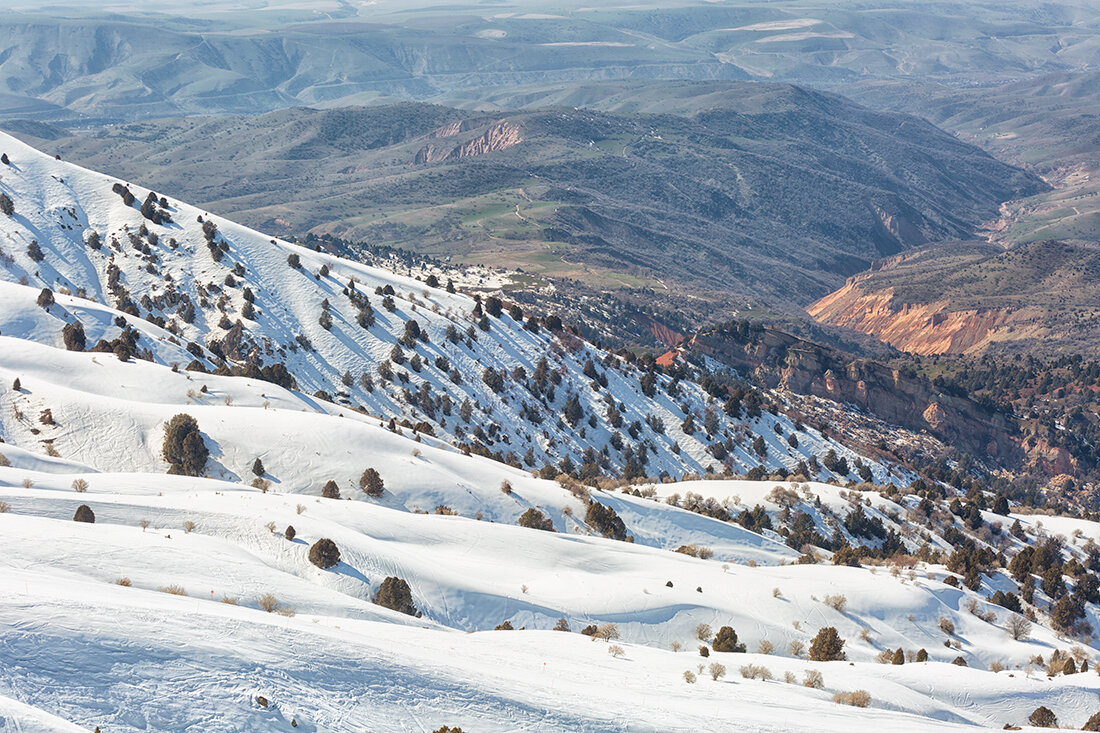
[3,133,1100,732]
[0,131,892,484]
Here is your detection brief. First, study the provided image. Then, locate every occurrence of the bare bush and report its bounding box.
[593,623,620,642]
[824,594,847,612]
[757,640,774,655]
[708,663,727,681]
[257,593,279,612]
[833,690,871,707]
[72,478,88,492]
[939,616,955,635]
[682,670,696,684]
[739,664,771,680]
[789,640,805,657]
[183,520,196,533]
[803,669,824,689]
[696,623,713,641]
[115,577,132,586]
[159,585,187,596]
[608,645,625,658]
[0,501,9,513]
[1007,614,1032,641]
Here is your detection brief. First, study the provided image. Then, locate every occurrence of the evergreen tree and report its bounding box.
[374,576,418,616]
[712,626,746,653]
[163,414,209,476]
[360,467,384,497]
[809,627,846,661]
[308,538,341,569]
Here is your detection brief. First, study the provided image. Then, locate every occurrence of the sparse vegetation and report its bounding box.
[833,690,871,708]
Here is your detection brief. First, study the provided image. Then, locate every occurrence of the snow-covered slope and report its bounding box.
[5,466,1100,732]
[3,133,1100,732]
[0,130,892,484]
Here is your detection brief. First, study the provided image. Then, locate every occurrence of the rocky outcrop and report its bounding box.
[689,326,1022,465]
[416,121,522,164]
[808,280,1035,355]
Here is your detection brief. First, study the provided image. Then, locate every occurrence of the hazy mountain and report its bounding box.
[0,0,1098,125]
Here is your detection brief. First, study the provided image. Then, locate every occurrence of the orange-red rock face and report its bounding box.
[808,281,1035,355]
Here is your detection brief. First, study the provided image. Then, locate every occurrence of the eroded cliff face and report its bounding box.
[808,280,1039,355]
[689,327,1022,466]
[416,121,522,164]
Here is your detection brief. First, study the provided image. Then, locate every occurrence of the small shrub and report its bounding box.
[308,538,341,569]
[160,585,186,596]
[823,594,847,612]
[803,669,824,689]
[116,577,132,586]
[951,656,967,667]
[593,623,620,642]
[258,593,279,612]
[757,640,774,655]
[698,645,710,657]
[322,480,341,499]
[285,525,296,541]
[708,662,727,681]
[696,623,713,642]
[789,640,805,657]
[500,480,513,495]
[183,520,196,533]
[608,645,625,658]
[73,504,95,523]
[915,648,928,662]
[553,618,570,632]
[939,616,955,635]
[683,670,696,683]
[739,664,770,680]
[0,501,9,513]
[784,671,797,684]
[71,478,88,492]
[833,690,871,708]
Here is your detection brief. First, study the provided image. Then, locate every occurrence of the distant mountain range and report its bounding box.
[4,83,1043,318]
